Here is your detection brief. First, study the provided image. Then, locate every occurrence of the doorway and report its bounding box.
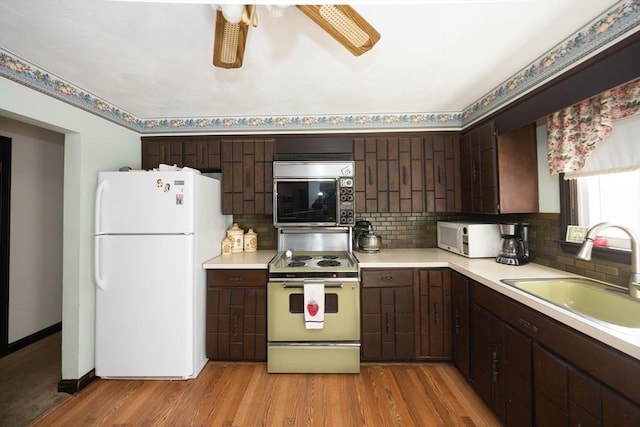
[0,136,11,356]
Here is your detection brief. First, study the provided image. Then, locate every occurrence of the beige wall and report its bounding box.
[0,117,64,343]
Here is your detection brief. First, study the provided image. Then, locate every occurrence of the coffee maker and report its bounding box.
[496,222,530,265]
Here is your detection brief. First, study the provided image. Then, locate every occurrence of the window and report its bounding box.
[576,170,640,250]
[560,112,640,256]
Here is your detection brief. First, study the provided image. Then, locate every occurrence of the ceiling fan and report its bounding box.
[212,4,381,69]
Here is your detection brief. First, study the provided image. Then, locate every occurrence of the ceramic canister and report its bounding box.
[226,223,244,253]
[244,228,258,252]
[221,235,234,255]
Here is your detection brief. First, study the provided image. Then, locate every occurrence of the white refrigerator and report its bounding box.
[94,170,231,379]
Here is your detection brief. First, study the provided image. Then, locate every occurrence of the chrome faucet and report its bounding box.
[576,222,640,299]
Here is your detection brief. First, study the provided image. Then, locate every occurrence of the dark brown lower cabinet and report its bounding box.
[417,268,452,359]
[206,270,267,361]
[451,271,470,379]
[361,269,415,361]
[469,279,640,427]
[471,303,532,426]
[534,343,640,427]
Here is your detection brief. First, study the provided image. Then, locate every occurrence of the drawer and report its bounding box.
[207,269,267,287]
[361,269,414,287]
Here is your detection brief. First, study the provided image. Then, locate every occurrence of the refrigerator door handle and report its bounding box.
[95,236,107,290]
[95,179,107,234]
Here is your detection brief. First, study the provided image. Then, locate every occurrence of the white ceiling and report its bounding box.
[0,0,632,132]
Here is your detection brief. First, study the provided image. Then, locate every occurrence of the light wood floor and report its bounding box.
[33,362,500,426]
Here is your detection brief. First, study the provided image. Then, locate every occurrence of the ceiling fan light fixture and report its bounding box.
[296,5,380,56]
[213,9,249,69]
[220,23,241,64]
[319,5,369,48]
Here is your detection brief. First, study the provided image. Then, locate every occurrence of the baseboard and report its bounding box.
[6,322,62,354]
[58,369,96,394]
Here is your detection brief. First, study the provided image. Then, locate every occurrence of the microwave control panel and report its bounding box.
[338,177,355,226]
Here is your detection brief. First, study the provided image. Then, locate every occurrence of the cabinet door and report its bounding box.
[220,138,274,215]
[459,132,474,213]
[361,269,415,361]
[496,123,538,213]
[417,269,451,359]
[206,287,266,361]
[471,303,532,426]
[534,343,640,427]
[459,121,537,214]
[141,137,183,170]
[183,138,221,171]
[354,137,423,214]
[478,121,498,214]
[424,134,461,212]
[451,272,470,378]
[397,137,424,212]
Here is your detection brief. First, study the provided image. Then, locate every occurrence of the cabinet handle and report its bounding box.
[491,350,499,383]
[230,276,244,282]
[367,166,373,186]
[402,166,407,185]
[433,302,439,324]
[454,310,460,333]
[198,145,205,165]
[160,145,167,162]
[232,313,239,337]
[385,312,390,335]
[472,161,478,183]
[437,165,442,184]
[380,276,394,282]
[518,318,538,333]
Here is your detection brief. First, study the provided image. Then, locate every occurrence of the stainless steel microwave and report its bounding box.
[437,221,502,258]
[273,161,355,227]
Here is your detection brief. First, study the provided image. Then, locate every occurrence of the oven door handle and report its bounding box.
[281,284,344,289]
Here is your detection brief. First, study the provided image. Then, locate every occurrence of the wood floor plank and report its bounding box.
[33,362,500,427]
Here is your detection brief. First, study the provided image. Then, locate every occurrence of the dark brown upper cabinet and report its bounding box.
[220,138,274,215]
[460,121,538,214]
[354,136,424,213]
[424,134,461,212]
[141,136,220,172]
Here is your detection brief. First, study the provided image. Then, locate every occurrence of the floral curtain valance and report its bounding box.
[547,77,640,175]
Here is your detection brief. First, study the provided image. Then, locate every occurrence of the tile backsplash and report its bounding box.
[232,211,632,287]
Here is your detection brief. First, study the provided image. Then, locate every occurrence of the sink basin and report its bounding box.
[501,278,640,333]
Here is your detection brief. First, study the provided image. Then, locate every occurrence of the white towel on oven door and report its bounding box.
[304,283,324,329]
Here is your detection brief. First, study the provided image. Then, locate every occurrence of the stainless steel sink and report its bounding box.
[501,278,640,334]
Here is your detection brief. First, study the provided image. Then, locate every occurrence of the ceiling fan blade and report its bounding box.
[296,5,380,56]
[212,9,250,69]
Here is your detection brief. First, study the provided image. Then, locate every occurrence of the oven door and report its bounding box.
[267,281,360,341]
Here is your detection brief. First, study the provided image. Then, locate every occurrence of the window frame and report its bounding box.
[559,176,632,264]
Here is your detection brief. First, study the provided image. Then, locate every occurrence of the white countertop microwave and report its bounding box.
[437,221,502,258]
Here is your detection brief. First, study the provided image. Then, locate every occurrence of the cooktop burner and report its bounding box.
[269,250,359,281]
[317,260,341,267]
[288,261,306,267]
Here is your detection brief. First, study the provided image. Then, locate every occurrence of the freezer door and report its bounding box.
[95,234,199,378]
[96,171,195,235]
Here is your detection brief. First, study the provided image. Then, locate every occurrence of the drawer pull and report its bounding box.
[491,350,499,383]
[230,276,244,282]
[518,318,538,333]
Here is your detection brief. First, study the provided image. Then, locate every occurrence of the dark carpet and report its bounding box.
[0,331,69,426]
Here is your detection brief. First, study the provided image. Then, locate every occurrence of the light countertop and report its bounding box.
[203,248,639,359]
[203,250,277,269]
